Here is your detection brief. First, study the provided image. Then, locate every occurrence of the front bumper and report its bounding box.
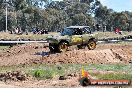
[46,38,58,44]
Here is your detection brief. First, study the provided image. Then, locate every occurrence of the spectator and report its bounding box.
[32,27,39,34]
[114,27,122,35]
[45,29,48,34]
[25,29,28,35]
[96,24,100,31]
[103,25,106,32]
[40,29,45,34]
[15,27,19,34]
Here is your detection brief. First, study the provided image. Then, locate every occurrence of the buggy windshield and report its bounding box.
[61,28,74,36]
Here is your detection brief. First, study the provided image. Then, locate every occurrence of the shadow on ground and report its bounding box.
[34,51,60,57]
[34,51,50,56]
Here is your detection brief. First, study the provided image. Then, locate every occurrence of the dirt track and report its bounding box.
[0,43,132,88]
[0,43,132,66]
[0,79,114,88]
[0,71,131,88]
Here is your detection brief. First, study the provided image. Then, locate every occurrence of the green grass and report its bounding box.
[0,64,131,80]
[0,46,10,52]
[0,31,131,40]
[0,32,59,40]
[94,31,132,39]
[28,65,65,80]
[94,73,132,81]
[31,68,64,80]
[86,64,132,72]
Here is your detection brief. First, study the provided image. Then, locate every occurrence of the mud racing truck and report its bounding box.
[46,26,96,52]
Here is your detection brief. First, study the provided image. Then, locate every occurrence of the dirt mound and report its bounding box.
[39,48,132,64]
[0,71,28,82]
[0,43,132,66]
[1,43,47,56]
[0,43,48,66]
[0,71,116,88]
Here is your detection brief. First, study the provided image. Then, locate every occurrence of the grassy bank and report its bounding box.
[0,64,131,81]
[0,32,59,40]
[94,31,132,39]
[0,32,131,40]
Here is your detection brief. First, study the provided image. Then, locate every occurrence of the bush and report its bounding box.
[33,69,53,79]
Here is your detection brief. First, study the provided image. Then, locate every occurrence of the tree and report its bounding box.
[73,13,93,26]
[94,5,115,31]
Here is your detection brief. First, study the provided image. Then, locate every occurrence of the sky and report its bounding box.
[99,0,132,12]
[52,0,132,12]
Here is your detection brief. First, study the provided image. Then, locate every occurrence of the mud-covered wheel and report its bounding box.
[58,42,69,52]
[49,46,55,52]
[87,40,96,50]
[80,77,90,86]
[49,43,59,53]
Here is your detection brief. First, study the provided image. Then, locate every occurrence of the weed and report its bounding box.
[33,69,53,79]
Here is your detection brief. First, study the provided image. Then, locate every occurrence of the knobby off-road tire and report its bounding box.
[87,40,96,50]
[49,43,59,53]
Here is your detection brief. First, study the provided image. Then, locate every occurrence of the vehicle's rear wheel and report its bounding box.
[58,42,69,52]
[87,40,96,50]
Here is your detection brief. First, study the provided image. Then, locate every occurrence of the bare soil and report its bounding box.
[0,43,132,66]
[0,72,114,88]
[0,43,132,88]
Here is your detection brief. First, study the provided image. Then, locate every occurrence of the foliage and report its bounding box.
[0,63,132,81]
[32,66,65,79]
[33,69,53,79]
[0,0,131,32]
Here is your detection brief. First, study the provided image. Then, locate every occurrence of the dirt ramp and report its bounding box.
[42,48,132,64]
[0,43,132,66]
[112,48,132,63]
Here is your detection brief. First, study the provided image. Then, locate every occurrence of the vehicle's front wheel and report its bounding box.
[58,42,69,52]
[87,40,96,50]
[49,43,59,53]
